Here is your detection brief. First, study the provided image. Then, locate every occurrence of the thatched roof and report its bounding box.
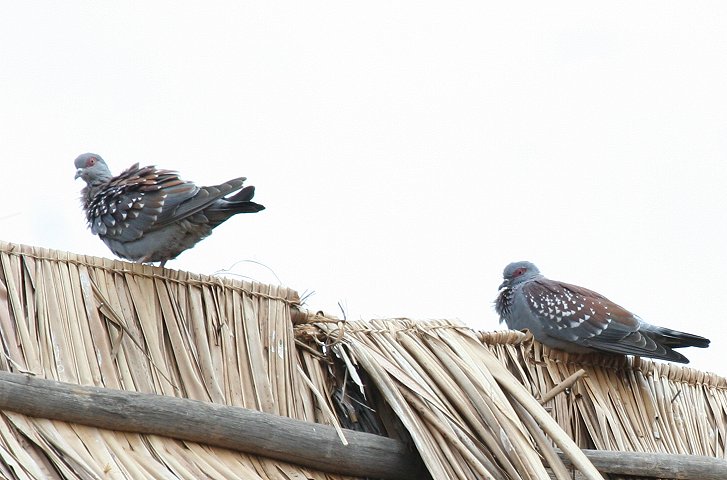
[0,240,725,479]
[300,319,726,479]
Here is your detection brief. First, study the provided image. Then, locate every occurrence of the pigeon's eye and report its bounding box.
[513,267,526,277]
[87,157,97,167]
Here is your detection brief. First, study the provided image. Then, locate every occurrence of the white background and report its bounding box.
[1,2,725,373]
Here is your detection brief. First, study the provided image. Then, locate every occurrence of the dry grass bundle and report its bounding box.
[0,241,349,480]
[304,319,604,479]
[478,330,727,458]
[302,318,727,479]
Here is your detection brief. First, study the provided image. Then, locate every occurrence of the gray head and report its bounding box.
[74,153,113,185]
[499,261,541,289]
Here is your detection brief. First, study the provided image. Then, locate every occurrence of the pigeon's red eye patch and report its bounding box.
[86,157,97,167]
[513,267,526,277]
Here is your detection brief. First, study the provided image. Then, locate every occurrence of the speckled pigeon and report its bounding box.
[74,153,265,266]
[495,261,710,363]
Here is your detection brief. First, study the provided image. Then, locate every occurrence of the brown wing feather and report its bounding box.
[522,280,686,361]
[522,279,639,341]
[86,165,198,242]
[87,163,250,243]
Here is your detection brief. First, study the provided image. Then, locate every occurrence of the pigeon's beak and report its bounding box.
[498,279,509,290]
[74,169,82,180]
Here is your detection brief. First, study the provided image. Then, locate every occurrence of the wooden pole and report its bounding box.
[557,449,727,480]
[0,370,425,480]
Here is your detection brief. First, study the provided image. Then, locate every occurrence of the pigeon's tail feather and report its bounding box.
[647,325,710,349]
[227,200,266,214]
[221,186,265,214]
[585,330,694,364]
[227,185,257,203]
[206,186,265,224]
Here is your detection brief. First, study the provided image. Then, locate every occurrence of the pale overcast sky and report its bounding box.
[1,2,725,373]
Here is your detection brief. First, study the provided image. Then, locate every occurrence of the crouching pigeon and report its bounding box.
[495,261,710,363]
[74,153,265,266]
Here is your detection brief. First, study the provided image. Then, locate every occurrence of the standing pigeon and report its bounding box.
[74,153,265,266]
[495,261,710,363]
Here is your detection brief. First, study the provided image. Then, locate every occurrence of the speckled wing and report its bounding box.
[85,162,246,245]
[85,164,192,242]
[520,279,675,359]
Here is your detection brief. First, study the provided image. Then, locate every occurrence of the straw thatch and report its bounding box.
[478,330,726,457]
[0,241,350,479]
[300,318,727,478]
[0,240,725,479]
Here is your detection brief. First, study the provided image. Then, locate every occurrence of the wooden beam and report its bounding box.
[558,449,727,480]
[0,370,425,480]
